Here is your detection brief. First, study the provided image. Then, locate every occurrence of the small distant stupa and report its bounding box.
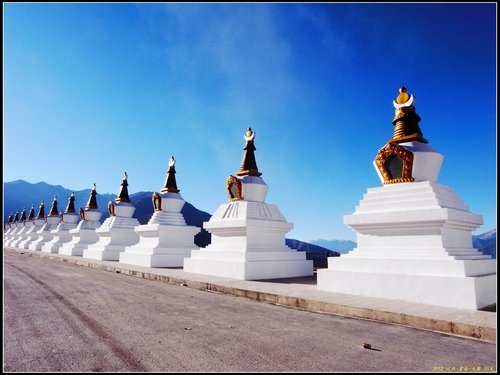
[83,172,140,261]
[59,183,103,256]
[120,155,201,268]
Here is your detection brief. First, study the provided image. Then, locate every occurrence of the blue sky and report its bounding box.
[4,3,497,242]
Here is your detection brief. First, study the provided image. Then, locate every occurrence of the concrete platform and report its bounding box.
[4,246,496,342]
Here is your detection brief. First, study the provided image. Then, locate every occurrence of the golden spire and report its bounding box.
[236,127,262,177]
[390,86,427,144]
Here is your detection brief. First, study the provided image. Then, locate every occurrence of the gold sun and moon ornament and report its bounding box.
[374,86,428,184]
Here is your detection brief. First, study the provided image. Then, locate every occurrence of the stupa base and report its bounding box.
[184,250,314,280]
[119,247,197,268]
[82,246,127,261]
[317,266,496,310]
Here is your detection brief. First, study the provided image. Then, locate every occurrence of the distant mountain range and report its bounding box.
[3,180,496,259]
[2,180,337,263]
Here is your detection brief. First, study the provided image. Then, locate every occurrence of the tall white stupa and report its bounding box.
[28,196,62,251]
[59,183,103,256]
[41,192,80,253]
[317,86,496,310]
[184,128,314,280]
[119,156,201,267]
[19,201,47,249]
[83,172,140,261]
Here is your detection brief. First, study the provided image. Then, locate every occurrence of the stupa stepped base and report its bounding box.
[40,236,70,253]
[17,219,46,249]
[4,228,23,247]
[344,247,491,260]
[322,256,496,277]
[119,248,196,268]
[83,247,128,261]
[58,221,102,256]
[27,217,61,251]
[18,236,37,249]
[184,242,314,280]
[317,267,496,310]
[9,231,31,248]
[28,233,55,251]
[184,254,313,280]
[317,180,496,310]
[119,224,200,267]
[184,199,314,280]
[58,231,99,256]
[41,226,78,253]
[83,223,140,261]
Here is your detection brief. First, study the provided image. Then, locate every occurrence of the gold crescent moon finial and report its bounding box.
[396,86,410,104]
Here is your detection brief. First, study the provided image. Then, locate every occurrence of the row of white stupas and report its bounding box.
[4,87,496,310]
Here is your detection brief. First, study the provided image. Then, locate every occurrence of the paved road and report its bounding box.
[3,250,497,372]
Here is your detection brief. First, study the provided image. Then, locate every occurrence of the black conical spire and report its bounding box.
[116,172,131,203]
[13,211,19,223]
[49,196,59,216]
[36,201,45,219]
[19,208,27,222]
[161,156,180,193]
[86,183,99,209]
[28,205,35,220]
[65,192,76,213]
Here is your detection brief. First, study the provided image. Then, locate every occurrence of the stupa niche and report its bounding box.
[120,156,201,267]
[83,173,140,261]
[59,183,103,256]
[184,127,314,280]
[317,86,496,310]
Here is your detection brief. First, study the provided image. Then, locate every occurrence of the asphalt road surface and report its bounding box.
[3,250,497,373]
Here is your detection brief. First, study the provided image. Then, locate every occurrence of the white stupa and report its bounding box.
[3,211,15,244]
[5,209,26,247]
[28,196,62,251]
[11,206,35,248]
[184,128,314,280]
[119,156,201,267]
[19,201,48,249]
[317,86,496,310]
[41,192,80,253]
[83,172,140,261]
[59,183,103,256]
[4,210,21,246]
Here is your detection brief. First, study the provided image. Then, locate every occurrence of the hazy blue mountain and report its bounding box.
[310,239,357,254]
[3,180,115,221]
[473,229,496,259]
